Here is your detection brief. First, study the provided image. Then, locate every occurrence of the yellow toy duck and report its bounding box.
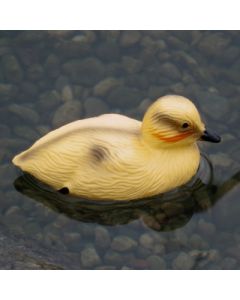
[12,95,220,201]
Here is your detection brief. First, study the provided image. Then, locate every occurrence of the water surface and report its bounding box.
[0,30,240,269]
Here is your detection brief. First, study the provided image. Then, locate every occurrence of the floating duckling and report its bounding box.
[12,95,220,201]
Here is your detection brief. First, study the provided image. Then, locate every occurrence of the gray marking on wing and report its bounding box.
[90,145,110,163]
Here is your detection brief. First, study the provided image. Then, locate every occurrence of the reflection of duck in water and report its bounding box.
[14,154,218,231]
[14,165,240,232]
[12,95,220,201]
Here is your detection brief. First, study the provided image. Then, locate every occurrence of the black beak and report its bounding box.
[201,130,221,143]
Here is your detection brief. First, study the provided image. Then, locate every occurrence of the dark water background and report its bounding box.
[0,30,240,269]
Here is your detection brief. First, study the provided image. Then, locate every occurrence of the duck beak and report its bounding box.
[201,130,221,143]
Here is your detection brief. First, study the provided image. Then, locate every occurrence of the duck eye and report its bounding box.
[182,122,189,129]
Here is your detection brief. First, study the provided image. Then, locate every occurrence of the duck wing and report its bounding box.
[12,114,142,192]
[13,114,141,165]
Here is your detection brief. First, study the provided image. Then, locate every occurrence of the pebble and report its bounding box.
[52,100,82,127]
[130,258,149,269]
[2,54,23,83]
[55,75,70,92]
[120,31,141,47]
[52,214,70,228]
[99,31,120,41]
[63,232,81,250]
[172,252,195,270]
[141,36,158,49]
[207,249,221,262]
[24,222,41,235]
[0,149,5,163]
[142,37,166,52]
[146,255,166,270]
[80,224,95,238]
[44,54,60,78]
[5,205,21,217]
[213,184,240,230]
[121,266,132,270]
[174,229,189,246]
[20,81,39,98]
[8,103,40,124]
[219,133,235,143]
[111,235,137,252]
[0,164,18,189]
[209,153,234,168]
[13,125,39,141]
[72,32,95,44]
[226,246,240,261]
[84,97,109,117]
[122,56,142,74]
[139,233,155,250]
[62,57,105,86]
[80,247,101,268]
[157,52,171,63]
[174,50,198,67]
[96,265,116,270]
[220,257,237,270]
[44,232,67,250]
[3,205,26,226]
[93,77,123,96]
[104,250,124,265]
[94,226,111,249]
[0,83,17,102]
[96,41,120,62]
[38,90,61,110]
[16,30,47,43]
[136,246,152,258]
[197,219,216,236]
[0,124,11,138]
[107,86,143,108]
[61,85,73,102]
[160,62,182,81]
[81,31,96,43]
[197,92,230,121]
[73,85,84,99]
[221,46,240,64]
[123,73,148,90]
[148,85,167,99]
[168,35,189,49]
[46,31,74,39]
[198,32,231,57]
[27,63,44,81]
[153,244,165,255]
[170,82,185,94]
[0,138,28,150]
[189,234,208,250]
[189,249,221,268]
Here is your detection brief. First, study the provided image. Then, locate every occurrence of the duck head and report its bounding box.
[142,95,221,148]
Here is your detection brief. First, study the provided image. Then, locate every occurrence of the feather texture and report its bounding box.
[13,96,203,201]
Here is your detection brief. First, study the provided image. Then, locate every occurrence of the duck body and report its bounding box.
[13,95,220,201]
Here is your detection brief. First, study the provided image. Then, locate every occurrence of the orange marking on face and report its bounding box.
[152,131,194,143]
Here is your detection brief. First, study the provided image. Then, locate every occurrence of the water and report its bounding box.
[0,30,240,269]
